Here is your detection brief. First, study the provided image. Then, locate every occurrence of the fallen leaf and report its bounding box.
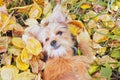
[29,56,45,74]
[0,45,7,53]
[26,37,42,56]
[100,63,112,79]
[1,54,12,65]
[11,5,32,13]
[15,70,36,80]
[16,55,29,71]
[34,0,45,6]
[21,48,33,63]
[68,20,84,36]
[80,3,92,9]
[25,18,39,27]
[93,29,109,43]
[98,14,111,22]
[12,37,25,49]
[8,46,21,56]
[29,2,42,19]
[0,65,19,80]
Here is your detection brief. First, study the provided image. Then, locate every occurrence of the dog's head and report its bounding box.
[37,4,74,58]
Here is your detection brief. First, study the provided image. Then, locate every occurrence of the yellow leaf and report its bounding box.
[116,1,120,8]
[16,55,29,71]
[26,37,42,56]
[68,20,84,36]
[29,2,42,19]
[70,14,77,20]
[83,10,97,21]
[12,37,25,49]
[34,0,44,6]
[21,48,33,63]
[98,47,107,55]
[0,0,4,6]
[0,12,16,33]
[0,13,8,27]
[0,65,19,80]
[15,70,36,80]
[10,5,32,13]
[80,3,92,9]
[104,21,115,28]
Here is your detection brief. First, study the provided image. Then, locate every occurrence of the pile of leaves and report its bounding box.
[0,0,120,80]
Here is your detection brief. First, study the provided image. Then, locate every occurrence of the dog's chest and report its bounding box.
[44,57,80,80]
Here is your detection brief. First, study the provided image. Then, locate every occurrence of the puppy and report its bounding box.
[39,4,92,80]
[23,4,93,80]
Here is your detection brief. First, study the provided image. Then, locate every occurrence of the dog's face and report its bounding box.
[38,22,74,58]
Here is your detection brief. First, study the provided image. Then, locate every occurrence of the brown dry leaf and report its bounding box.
[1,54,12,65]
[0,65,19,80]
[29,2,42,19]
[0,36,11,44]
[29,56,45,74]
[95,55,117,68]
[12,23,24,37]
[0,37,11,53]
[8,46,21,56]
[108,40,120,47]
[93,29,109,43]
[98,14,111,22]
[0,45,7,53]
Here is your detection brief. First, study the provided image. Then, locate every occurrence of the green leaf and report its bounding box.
[117,62,120,67]
[100,63,112,79]
[110,50,120,59]
[118,67,120,74]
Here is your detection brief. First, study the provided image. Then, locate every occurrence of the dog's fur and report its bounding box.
[23,3,93,80]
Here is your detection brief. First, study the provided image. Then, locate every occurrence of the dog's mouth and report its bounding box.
[53,44,61,50]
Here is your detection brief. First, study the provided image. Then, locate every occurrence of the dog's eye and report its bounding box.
[56,31,63,35]
[45,38,49,42]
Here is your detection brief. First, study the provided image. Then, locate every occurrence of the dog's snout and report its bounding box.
[50,40,57,47]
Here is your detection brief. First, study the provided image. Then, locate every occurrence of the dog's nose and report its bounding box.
[50,40,57,47]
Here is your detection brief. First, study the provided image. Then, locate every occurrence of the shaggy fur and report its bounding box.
[23,3,93,80]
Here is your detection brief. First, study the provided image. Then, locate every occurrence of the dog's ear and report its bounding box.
[41,4,70,26]
[52,3,68,23]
